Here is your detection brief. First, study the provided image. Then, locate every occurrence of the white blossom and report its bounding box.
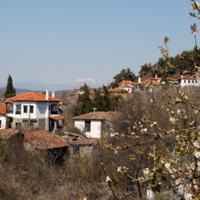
[143,168,150,176]
[184,193,192,200]
[106,176,111,182]
[110,133,115,137]
[193,141,200,148]
[117,166,122,173]
[170,117,176,124]
[165,163,170,169]
[194,151,200,158]
[143,128,148,133]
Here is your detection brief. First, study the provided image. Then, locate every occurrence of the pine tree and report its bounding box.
[4,75,16,99]
[72,83,93,116]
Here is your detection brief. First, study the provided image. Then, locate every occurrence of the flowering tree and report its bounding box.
[100,1,200,200]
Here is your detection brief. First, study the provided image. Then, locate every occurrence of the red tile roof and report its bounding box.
[90,90,95,94]
[150,77,162,80]
[141,79,161,86]
[0,104,9,115]
[71,88,82,91]
[24,130,67,149]
[50,115,65,120]
[111,88,122,92]
[118,80,137,85]
[73,111,123,121]
[5,92,62,103]
[0,129,20,140]
[183,75,196,80]
[119,84,134,88]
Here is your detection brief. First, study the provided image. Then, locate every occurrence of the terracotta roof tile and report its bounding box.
[111,88,122,92]
[0,129,20,140]
[24,130,67,149]
[50,115,65,120]
[71,88,82,91]
[73,111,123,121]
[0,104,9,115]
[118,80,137,85]
[119,84,134,88]
[5,92,62,103]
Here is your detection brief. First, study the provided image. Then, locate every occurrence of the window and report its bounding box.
[8,104,13,113]
[192,80,194,83]
[16,123,21,128]
[184,80,186,83]
[30,106,34,113]
[85,121,91,132]
[24,105,27,113]
[15,105,21,114]
[30,119,37,123]
[196,80,198,83]
[0,120,1,128]
[51,104,57,114]
[188,80,190,83]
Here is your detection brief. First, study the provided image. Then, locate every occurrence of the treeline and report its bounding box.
[72,83,121,116]
[139,48,200,79]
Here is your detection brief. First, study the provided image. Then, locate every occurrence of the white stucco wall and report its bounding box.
[0,115,6,129]
[7,101,59,119]
[181,79,199,87]
[74,119,102,138]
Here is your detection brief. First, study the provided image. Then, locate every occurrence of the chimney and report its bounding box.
[155,74,157,79]
[46,90,49,100]
[52,91,55,97]
[181,75,183,79]
[93,108,96,117]
[138,77,141,84]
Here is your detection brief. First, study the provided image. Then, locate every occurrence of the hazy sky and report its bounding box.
[0,0,198,85]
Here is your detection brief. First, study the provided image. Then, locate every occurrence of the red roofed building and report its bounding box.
[5,90,64,131]
[73,111,127,138]
[180,75,198,87]
[71,88,84,95]
[118,80,139,93]
[0,104,9,129]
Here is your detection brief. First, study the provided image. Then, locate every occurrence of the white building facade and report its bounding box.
[5,91,64,131]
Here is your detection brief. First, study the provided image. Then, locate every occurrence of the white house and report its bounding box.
[73,111,123,138]
[0,104,8,129]
[71,88,84,95]
[5,90,64,131]
[118,80,139,93]
[180,75,199,87]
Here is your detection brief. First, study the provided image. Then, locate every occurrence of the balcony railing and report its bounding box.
[15,111,21,114]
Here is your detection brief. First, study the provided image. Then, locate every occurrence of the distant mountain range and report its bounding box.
[0,78,104,92]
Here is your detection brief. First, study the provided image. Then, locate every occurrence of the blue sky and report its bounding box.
[0,0,198,87]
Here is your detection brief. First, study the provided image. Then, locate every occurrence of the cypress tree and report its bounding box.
[4,75,16,99]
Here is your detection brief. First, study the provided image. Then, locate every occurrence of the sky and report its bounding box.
[0,0,199,87]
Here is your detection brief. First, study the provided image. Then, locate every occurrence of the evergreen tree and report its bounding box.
[110,68,136,88]
[4,75,16,99]
[72,83,93,116]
